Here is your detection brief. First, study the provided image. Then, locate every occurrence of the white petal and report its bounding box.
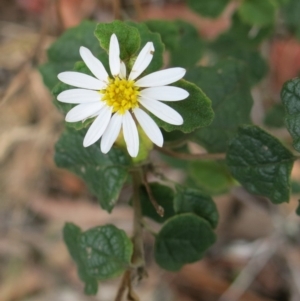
[139,97,183,125]
[58,72,105,90]
[100,113,122,153]
[129,42,154,81]
[109,34,121,77]
[57,89,102,104]
[83,106,112,147]
[135,68,186,87]
[79,46,109,82]
[133,108,163,147]
[120,62,127,79]
[65,102,104,122]
[122,111,139,157]
[140,86,189,101]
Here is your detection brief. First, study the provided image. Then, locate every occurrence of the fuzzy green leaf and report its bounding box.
[238,0,277,27]
[153,79,214,133]
[95,21,140,62]
[55,127,131,212]
[139,183,175,223]
[154,214,216,271]
[79,225,133,280]
[174,186,219,228]
[226,125,294,204]
[187,59,253,152]
[187,0,230,18]
[281,78,300,152]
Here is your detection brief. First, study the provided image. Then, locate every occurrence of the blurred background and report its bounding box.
[1,0,300,300]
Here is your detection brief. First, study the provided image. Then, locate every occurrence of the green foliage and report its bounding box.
[281,78,300,152]
[226,125,295,204]
[188,160,235,195]
[154,214,216,271]
[186,59,253,152]
[63,223,133,295]
[153,79,214,133]
[264,103,286,128]
[296,200,300,216]
[55,127,131,212]
[39,21,102,90]
[187,0,230,18]
[139,182,175,223]
[282,0,300,39]
[95,21,140,61]
[174,186,219,228]
[238,0,277,27]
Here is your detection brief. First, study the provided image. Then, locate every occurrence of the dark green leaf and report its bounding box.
[281,78,300,152]
[95,21,140,62]
[187,0,230,18]
[188,160,235,195]
[226,125,294,204]
[154,214,216,271]
[174,186,219,228]
[153,79,214,133]
[186,59,253,152]
[63,223,98,295]
[139,183,175,223]
[55,127,131,212]
[238,0,277,27]
[126,22,164,74]
[264,103,286,128]
[282,0,300,39]
[79,225,133,280]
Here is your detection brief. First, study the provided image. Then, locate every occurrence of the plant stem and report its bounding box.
[156,146,226,161]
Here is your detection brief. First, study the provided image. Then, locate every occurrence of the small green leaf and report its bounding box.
[188,160,235,195]
[55,127,131,212]
[187,59,253,152]
[153,79,214,133]
[95,21,140,62]
[79,225,133,280]
[187,0,230,18]
[281,78,300,152]
[226,125,294,204]
[154,214,216,271]
[144,20,179,50]
[238,0,277,27]
[126,22,164,74]
[139,183,175,223]
[282,0,300,39]
[174,186,219,228]
[63,223,98,295]
[264,103,286,128]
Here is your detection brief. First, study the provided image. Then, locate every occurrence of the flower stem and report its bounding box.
[156,146,226,161]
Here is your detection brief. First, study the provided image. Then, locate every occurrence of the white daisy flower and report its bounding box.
[57,34,189,157]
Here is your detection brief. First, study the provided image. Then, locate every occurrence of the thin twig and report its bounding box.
[114,270,131,301]
[133,0,143,21]
[142,169,164,217]
[113,0,121,20]
[155,146,226,161]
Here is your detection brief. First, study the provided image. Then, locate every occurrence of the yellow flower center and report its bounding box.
[100,77,140,115]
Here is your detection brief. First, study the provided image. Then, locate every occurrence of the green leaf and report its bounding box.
[226,125,294,204]
[40,21,102,91]
[187,0,230,18]
[281,78,300,152]
[238,0,277,27]
[63,223,98,295]
[188,160,235,195]
[154,214,216,271]
[153,79,214,133]
[282,0,300,39]
[139,183,175,223]
[296,200,300,216]
[144,20,179,50]
[126,22,164,74]
[169,20,204,69]
[79,225,133,280]
[264,103,286,128]
[55,127,131,212]
[186,59,253,152]
[174,186,219,228]
[95,21,140,62]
